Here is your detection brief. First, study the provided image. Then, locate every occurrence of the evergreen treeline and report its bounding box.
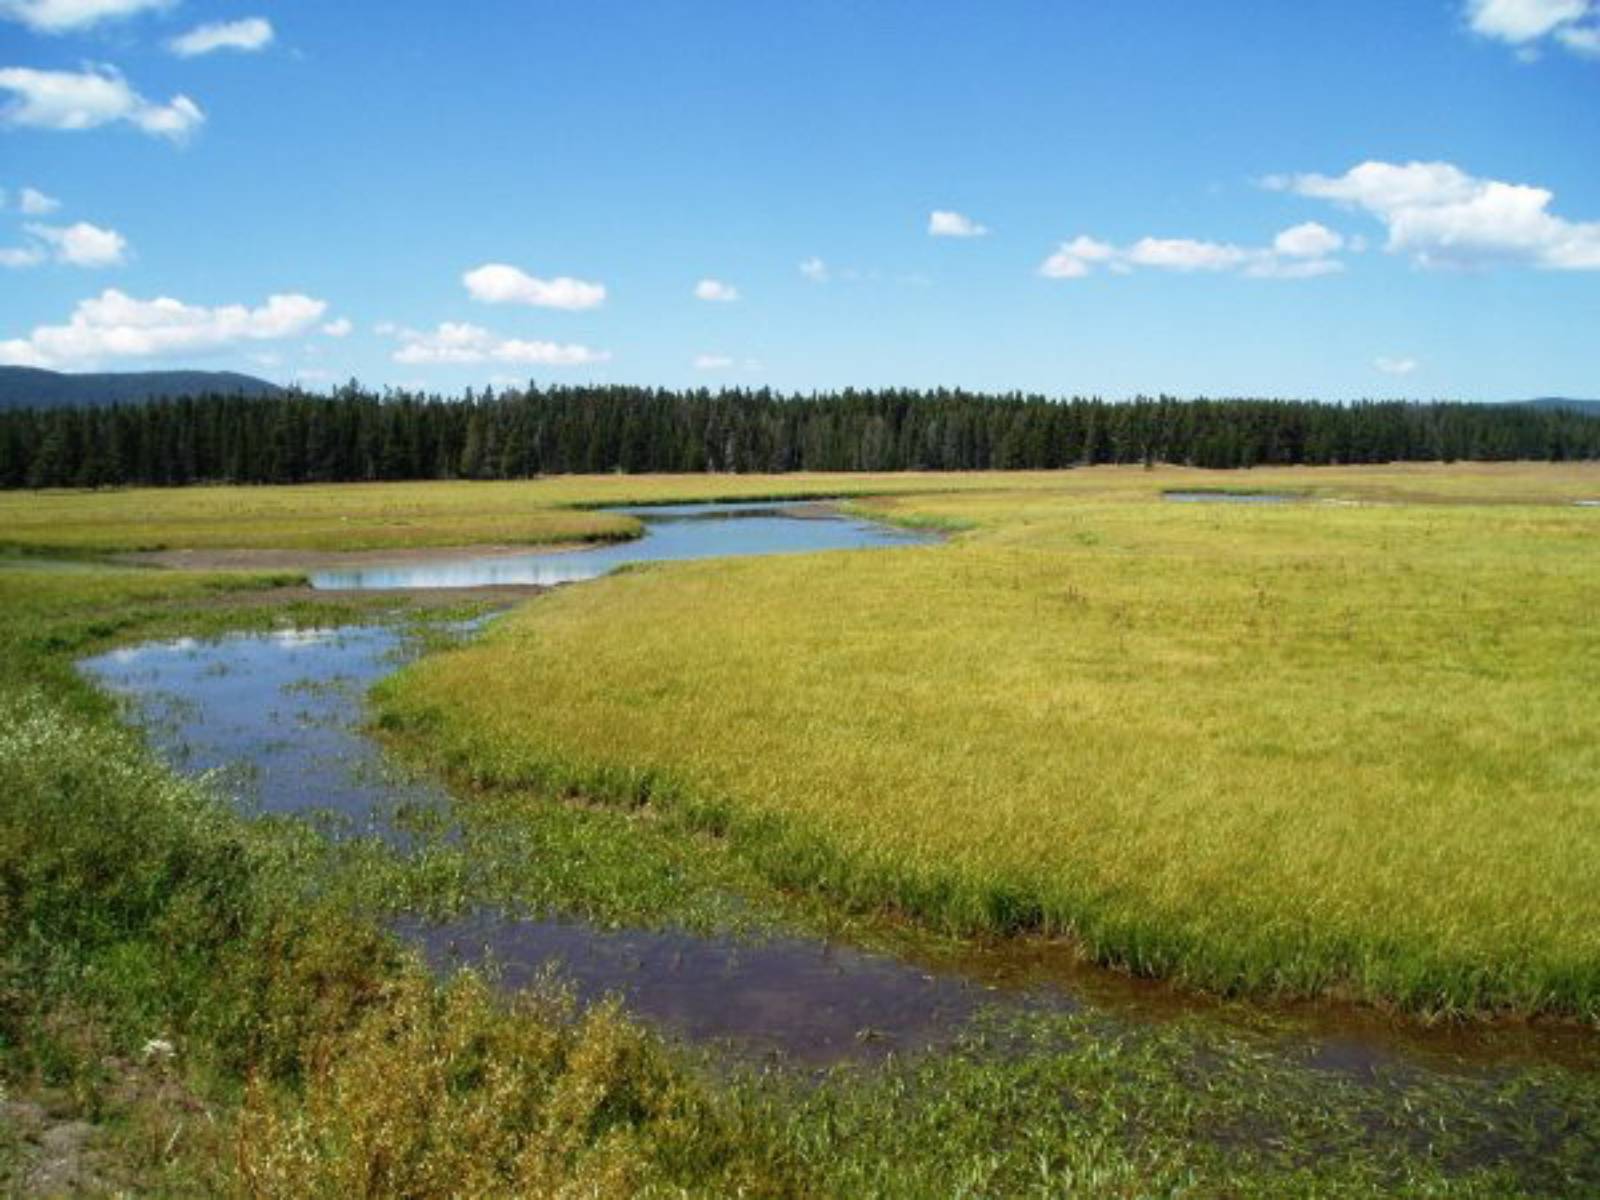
[4,383,1599,488]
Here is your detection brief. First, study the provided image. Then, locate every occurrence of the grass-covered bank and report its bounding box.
[377,470,1600,1020]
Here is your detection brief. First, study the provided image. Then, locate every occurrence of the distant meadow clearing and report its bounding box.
[366,464,1600,1018]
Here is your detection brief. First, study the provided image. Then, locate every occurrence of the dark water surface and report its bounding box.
[310,501,933,589]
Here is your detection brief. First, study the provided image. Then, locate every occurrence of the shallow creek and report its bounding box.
[80,502,1595,1080]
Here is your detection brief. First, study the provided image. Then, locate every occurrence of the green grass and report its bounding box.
[5,465,1600,1194]
[13,462,1594,556]
[378,470,1600,1018]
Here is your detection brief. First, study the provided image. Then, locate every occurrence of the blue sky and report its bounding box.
[1,0,1596,399]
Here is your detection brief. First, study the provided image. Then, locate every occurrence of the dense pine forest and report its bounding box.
[3,384,1599,488]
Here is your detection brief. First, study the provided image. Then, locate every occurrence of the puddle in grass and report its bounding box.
[309,500,934,590]
[81,624,453,845]
[1163,490,1297,504]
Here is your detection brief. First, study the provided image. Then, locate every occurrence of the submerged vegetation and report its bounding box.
[3,465,1599,1194]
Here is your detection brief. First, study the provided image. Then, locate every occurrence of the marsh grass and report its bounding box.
[7,466,1600,1194]
[12,462,1595,556]
[378,475,1600,1018]
[0,568,790,1195]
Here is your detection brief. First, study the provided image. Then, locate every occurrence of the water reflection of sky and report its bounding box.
[310,500,933,589]
[81,623,447,833]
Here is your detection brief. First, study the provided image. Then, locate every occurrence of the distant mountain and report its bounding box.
[1521,397,1600,416]
[0,366,282,411]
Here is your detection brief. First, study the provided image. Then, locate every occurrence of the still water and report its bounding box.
[310,501,933,589]
[1163,490,1295,504]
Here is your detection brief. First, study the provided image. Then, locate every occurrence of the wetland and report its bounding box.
[4,465,1600,1196]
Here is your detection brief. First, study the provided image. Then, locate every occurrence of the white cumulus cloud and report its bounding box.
[390,321,608,367]
[168,17,274,57]
[320,317,352,337]
[692,353,735,370]
[0,65,203,141]
[1277,160,1600,270]
[798,256,829,282]
[928,209,989,237]
[694,278,739,302]
[1465,0,1600,58]
[1040,224,1345,280]
[18,186,59,214]
[25,220,127,266]
[0,0,172,33]
[1273,221,1345,258]
[1039,236,1116,278]
[0,288,326,368]
[1375,356,1420,376]
[462,262,605,310]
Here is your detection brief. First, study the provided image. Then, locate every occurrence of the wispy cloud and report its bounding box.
[798,256,829,283]
[18,186,58,214]
[1464,0,1600,59]
[1040,222,1346,280]
[168,17,275,58]
[389,321,608,366]
[0,0,173,34]
[694,278,739,302]
[0,245,45,268]
[928,209,989,237]
[0,64,203,141]
[1375,355,1420,376]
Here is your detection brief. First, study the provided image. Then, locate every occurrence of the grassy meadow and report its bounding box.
[4,464,1600,1195]
[0,471,1091,555]
[376,464,1600,1018]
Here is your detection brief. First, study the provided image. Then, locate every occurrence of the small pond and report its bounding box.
[310,501,933,590]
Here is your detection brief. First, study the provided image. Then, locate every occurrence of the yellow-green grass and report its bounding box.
[380,470,1600,1019]
[3,463,1597,556]
[0,473,1049,555]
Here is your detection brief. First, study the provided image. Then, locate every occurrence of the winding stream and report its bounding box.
[309,500,931,590]
[79,501,1596,1079]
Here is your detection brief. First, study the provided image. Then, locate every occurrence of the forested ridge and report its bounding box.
[4,383,1599,488]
